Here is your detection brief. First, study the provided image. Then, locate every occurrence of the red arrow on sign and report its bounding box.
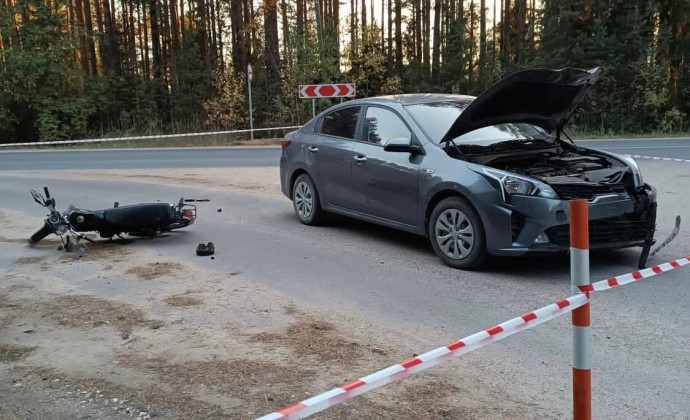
[299,83,356,98]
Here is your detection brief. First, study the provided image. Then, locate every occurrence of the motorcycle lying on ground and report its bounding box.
[29,187,196,256]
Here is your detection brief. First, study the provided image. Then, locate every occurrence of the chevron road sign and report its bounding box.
[298,83,356,98]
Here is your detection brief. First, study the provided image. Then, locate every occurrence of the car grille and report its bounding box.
[551,183,626,200]
[545,219,650,247]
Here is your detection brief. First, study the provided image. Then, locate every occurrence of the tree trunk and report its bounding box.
[314,0,323,49]
[230,0,247,74]
[150,0,162,80]
[394,0,402,76]
[264,0,280,100]
[102,0,117,74]
[469,0,474,84]
[432,0,441,79]
[502,0,510,65]
[199,0,210,71]
[82,0,98,75]
[209,0,218,66]
[515,0,526,63]
[280,0,290,67]
[136,0,147,78]
[296,0,303,37]
[143,2,150,78]
[128,0,137,73]
[479,0,486,82]
[349,0,355,56]
[169,0,180,53]
[387,0,392,72]
[93,0,105,68]
[216,0,224,68]
[74,0,89,73]
[180,0,185,37]
[361,0,367,42]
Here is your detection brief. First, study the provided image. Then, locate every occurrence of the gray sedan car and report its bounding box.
[280,68,657,269]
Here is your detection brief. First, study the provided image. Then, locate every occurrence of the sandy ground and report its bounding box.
[0,169,552,419]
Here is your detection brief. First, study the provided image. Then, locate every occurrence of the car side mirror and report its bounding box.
[383,137,423,154]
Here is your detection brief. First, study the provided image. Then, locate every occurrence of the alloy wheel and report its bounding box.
[294,181,314,220]
[434,208,475,260]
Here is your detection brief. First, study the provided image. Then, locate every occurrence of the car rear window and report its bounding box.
[317,106,360,139]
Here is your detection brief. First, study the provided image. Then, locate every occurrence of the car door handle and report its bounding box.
[308,146,319,153]
[353,155,367,163]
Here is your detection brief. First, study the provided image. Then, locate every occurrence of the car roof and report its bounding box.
[346,93,476,106]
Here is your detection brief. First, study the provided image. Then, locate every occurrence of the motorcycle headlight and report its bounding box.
[56,224,69,235]
[482,168,558,202]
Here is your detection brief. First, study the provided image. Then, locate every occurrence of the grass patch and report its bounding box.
[164,295,203,307]
[41,295,158,334]
[126,262,182,280]
[251,317,363,365]
[0,344,35,364]
[117,354,316,416]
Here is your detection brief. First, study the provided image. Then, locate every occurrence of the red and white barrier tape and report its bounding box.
[258,255,690,420]
[628,154,690,163]
[257,294,589,420]
[0,125,303,148]
[578,256,690,294]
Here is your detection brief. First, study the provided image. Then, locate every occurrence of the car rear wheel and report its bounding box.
[429,197,489,270]
[292,173,325,226]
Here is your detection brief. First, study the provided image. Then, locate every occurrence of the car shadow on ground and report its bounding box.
[281,212,643,278]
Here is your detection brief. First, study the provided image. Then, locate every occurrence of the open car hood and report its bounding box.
[441,67,602,142]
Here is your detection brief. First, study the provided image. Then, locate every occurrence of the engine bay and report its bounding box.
[451,139,637,198]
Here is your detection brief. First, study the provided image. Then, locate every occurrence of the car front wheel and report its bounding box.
[428,197,489,270]
[292,173,325,226]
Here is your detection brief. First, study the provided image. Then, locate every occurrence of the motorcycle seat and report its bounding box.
[104,203,174,228]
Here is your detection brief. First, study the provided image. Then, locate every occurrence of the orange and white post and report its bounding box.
[569,199,591,419]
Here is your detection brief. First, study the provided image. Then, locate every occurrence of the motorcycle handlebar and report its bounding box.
[28,222,54,244]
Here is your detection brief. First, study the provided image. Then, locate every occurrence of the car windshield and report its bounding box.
[405,101,552,146]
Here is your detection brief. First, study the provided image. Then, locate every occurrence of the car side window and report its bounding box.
[363,107,412,145]
[317,106,360,139]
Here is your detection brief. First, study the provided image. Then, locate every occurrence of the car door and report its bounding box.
[309,106,361,208]
[351,106,422,227]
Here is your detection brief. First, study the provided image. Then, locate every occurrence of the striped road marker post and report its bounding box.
[569,199,591,419]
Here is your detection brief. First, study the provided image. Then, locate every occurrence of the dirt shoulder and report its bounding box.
[2,167,283,200]
[0,171,556,419]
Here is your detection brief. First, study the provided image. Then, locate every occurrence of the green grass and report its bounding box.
[1,134,285,151]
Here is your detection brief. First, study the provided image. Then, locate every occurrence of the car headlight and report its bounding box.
[615,154,644,185]
[482,168,558,202]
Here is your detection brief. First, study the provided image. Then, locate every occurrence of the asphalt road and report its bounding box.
[1,138,690,170]
[0,157,688,418]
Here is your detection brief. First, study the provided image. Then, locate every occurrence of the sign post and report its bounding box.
[247,64,254,140]
[299,83,356,118]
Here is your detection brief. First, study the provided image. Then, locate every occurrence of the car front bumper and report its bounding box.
[473,183,657,256]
